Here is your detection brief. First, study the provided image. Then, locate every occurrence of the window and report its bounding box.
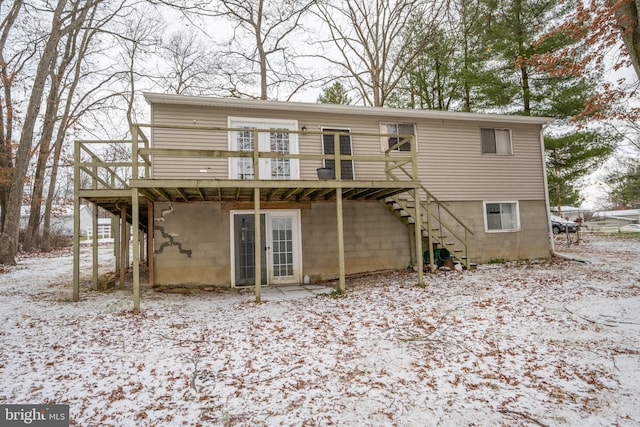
[228,118,299,180]
[484,201,520,232]
[481,128,512,155]
[381,123,416,152]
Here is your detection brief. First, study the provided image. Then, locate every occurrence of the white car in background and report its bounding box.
[620,224,640,233]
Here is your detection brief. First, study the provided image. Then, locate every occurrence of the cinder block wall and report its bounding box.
[152,200,412,286]
[153,202,231,286]
[301,201,411,280]
[151,199,551,286]
[445,200,551,263]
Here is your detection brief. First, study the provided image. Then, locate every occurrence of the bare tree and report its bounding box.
[0,0,102,265]
[24,0,127,251]
[159,30,223,95]
[0,0,25,232]
[315,0,443,106]
[114,6,164,127]
[212,0,317,100]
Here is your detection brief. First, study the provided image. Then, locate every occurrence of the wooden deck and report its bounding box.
[73,124,426,312]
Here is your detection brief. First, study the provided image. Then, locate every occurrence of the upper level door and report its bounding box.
[229,118,299,180]
[321,128,354,180]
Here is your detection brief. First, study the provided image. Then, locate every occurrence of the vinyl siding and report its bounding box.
[150,103,546,201]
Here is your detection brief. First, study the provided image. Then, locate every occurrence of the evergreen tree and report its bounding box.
[546,131,616,211]
[317,82,351,105]
[607,160,640,208]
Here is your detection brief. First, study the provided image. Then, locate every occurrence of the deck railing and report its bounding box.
[75,123,419,192]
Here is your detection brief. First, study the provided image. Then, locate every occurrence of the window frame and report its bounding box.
[481,128,513,156]
[227,117,299,180]
[380,122,417,153]
[483,201,521,233]
[320,127,355,180]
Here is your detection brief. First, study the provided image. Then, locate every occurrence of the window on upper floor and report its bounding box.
[481,128,512,155]
[380,123,416,152]
[484,201,520,232]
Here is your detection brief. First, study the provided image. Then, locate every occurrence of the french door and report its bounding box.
[231,211,301,287]
[229,118,299,180]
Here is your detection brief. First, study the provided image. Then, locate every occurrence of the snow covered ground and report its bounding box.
[1,235,639,426]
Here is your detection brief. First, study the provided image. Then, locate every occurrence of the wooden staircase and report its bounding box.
[381,157,474,270]
[382,188,473,270]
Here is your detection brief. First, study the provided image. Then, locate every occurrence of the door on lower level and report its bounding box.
[232,211,301,287]
[233,214,267,286]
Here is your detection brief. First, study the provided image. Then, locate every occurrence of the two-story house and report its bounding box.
[72,93,552,312]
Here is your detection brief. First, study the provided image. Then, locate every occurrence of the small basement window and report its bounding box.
[484,201,520,232]
[481,128,512,155]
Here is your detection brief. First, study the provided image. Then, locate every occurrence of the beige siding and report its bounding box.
[150,103,546,201]
[417,121,546,200]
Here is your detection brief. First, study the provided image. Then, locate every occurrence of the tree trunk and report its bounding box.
[611,0,640,80]
[24,11,82,251]
[0,0,70,265]
[255,0,268,100]
[24,71,61,251]
[0,0,23,233]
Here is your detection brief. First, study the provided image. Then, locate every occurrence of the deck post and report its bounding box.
[119,206,126,288]
[72,140,80,302]
[336,188,346,293]
[132,189,140,313]
[132,124,140,313]
[148,200,154,287]
[426,199,435,273]
[91,155,98,289]
[408,223,416,267]
[112,213,120,278]
[125,223,130,270]
[411,135,425,286]
[334,133,346,293]
[92,203,98,289]
[414,188,424,286]
[254,187,262,303]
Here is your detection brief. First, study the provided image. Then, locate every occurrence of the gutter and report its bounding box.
[142,92,553,126]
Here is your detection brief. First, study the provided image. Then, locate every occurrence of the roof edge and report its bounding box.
[143,92,553,125]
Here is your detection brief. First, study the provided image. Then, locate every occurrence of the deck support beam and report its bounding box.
[148,200,154,287]
[408,223,416,267]
[92,203,98,289]
[112,213,120,278]
[72,140,80,302]
[132,189,140,313]
[336,188,346,293]
[119,206,127,288]
[254,189,262,303]
[414,188,424,287]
